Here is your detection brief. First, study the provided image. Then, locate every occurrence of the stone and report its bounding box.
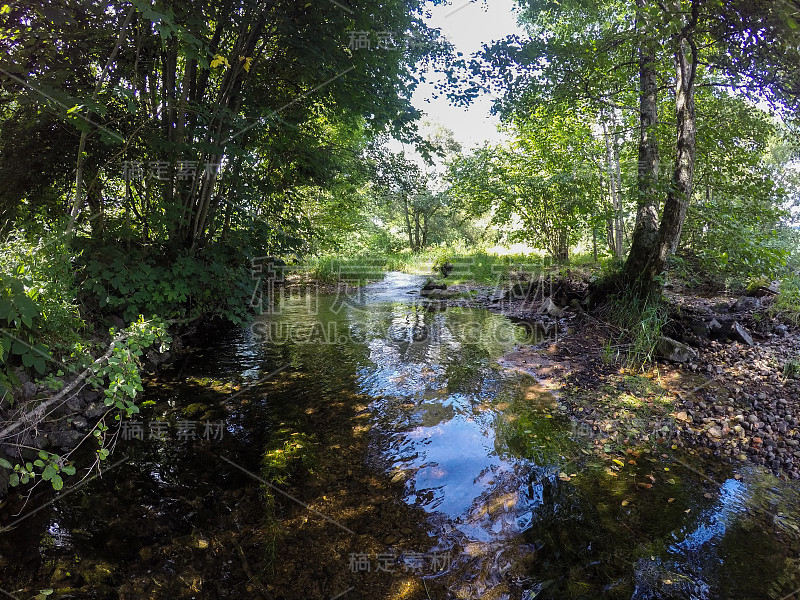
[708,319,725,339]
[734,296,760,312]
[47,430,84,450]
[424,288,457,300]
[690,320,710,338]
[71,416,88,430]
[538,297,564,318]
[67,395,87,412]
[731,322,754,346]
[84,402,108,419]
[656,336,698,363]
[421,279,447,292]
[707,426,723,439]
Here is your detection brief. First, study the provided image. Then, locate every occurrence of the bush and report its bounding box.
[0,235,85,390]
[78,242,252,325]
[771,275,800,326]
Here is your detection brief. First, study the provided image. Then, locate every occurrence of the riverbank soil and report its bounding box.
[455,275,800,481]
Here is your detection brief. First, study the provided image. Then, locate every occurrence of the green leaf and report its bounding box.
[42,465,56,481]
[9,473,19,486]
[0,458,12,469]
[61,465,76,476]
[0,299,11,320]
[51,474,63,490]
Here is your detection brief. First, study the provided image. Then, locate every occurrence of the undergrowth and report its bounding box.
[771,275,800,326]
[599,286,668,371]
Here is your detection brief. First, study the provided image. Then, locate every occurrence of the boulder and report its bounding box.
[47,430,85,450]
[425,288,457,300]
[656,336,698,363]
[538,297,564,318]
[708,318,724,339]
[421,279,447,293]
[752,281,780,297]
[731,321,754,346]
[690,320,710,338]
[734,296,760,312]
[84,401,109,419]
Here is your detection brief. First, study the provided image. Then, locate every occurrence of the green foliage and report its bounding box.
[1,317,170,492]
[783,357,800,380]
[90,318,171,418]
[79,243,251,325]
[0,235,85,391]
[679,91,791,280]
[3,450,75,491]
[448,104,604,261]
[304,254,388,284]
[771,275,800,326]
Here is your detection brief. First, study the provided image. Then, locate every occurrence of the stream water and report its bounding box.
[1,272,800,599]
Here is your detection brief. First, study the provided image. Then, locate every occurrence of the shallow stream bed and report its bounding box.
[1,272,799,599]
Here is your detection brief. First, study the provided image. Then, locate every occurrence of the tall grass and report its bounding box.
[601,286,668,371]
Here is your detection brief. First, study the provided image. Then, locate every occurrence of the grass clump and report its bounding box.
[600,287,668,371]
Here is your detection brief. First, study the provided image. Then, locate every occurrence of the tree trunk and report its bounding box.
[403,195,414,251]
[622,0,661,287]
[654,15,698,274]
[602,113,624,258]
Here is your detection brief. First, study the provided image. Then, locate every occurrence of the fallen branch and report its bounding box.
[0,333,128,442]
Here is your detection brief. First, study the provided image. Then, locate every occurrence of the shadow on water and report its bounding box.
[1,272,799,599]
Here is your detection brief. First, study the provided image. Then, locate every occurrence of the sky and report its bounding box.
[411,0,525,149]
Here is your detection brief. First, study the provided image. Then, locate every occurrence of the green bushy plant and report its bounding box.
[771,275,800,326]
[79,242,252,325]
[0,235,85,391]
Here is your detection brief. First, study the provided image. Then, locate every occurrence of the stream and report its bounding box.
[1,272,800,599]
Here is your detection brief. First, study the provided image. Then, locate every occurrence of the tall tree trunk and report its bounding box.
[602,113,624,258]
[622,0,661,287]
[654,8,698,274]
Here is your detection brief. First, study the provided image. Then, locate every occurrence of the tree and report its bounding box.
[448,104,604,261]
[0,0,454,253]
[475,0,800,293]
